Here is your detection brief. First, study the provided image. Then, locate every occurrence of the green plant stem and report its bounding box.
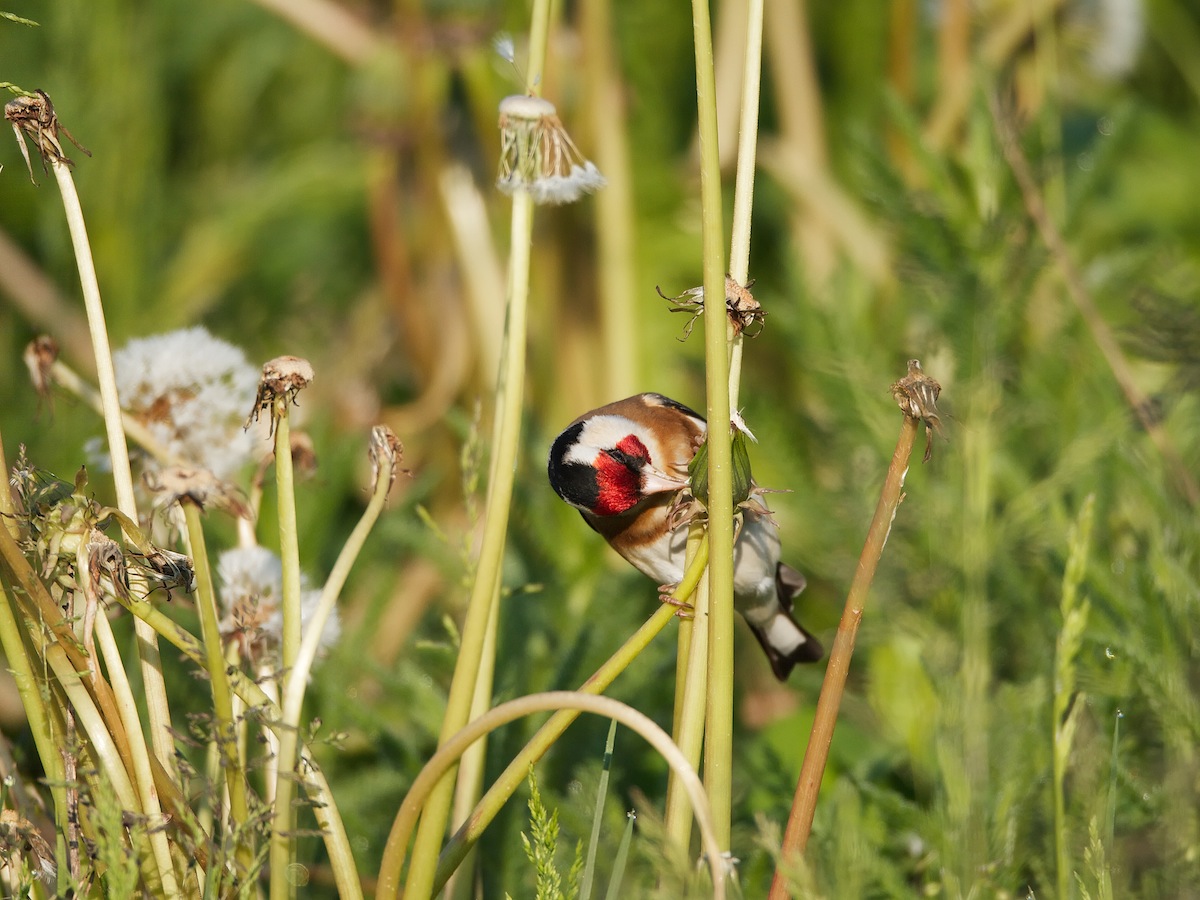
[272,445,395,900]
[43,642,140,824]
[769,416,918,898]
[50,157,178,784]
[181,501,251,877]
[378,692,727,900]
[446,582,501,900]
[691,0,735,850]
[274,399,303,676]
[90,613,182,897]
[664,567,711,851]
[431,537,709,893]
[0,429,15,530]
[0,582,69,859]
[406,106,541,892]
[726,0,765,409]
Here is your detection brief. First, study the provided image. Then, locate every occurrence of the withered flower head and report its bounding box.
[246,355,315,435]
[217,546,341,667]
[369,425,408,494]
[144,465,250,518]
[80,528,130,603]
[891,358,946,462]
[497,94,606,205]
[4,89,91,184]
[658,276,766,341]
[23,335,58,404]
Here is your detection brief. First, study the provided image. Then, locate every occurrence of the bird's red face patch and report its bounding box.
[592,435,651,515]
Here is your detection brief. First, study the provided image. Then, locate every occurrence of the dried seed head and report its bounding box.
[369,425,408,495]
[144,465,250,518]
[659,276,766,341]
[4,89,90,184]
[217,546,340,666]
[246,355,315,435]
[23,335,58,404]
[497,94,605,205]
[82,529,130,602]
[891,358,946,462]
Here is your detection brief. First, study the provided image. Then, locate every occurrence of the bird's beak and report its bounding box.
[640,468,690,496]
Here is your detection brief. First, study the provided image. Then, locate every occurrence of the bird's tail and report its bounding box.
[746,563,824,682]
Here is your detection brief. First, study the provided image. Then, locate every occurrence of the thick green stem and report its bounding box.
[0,582,69,864]
[274,399,303,676]
[727,0,765,410]
[431,538,709,893]
[691,0,735,849]
[405,177,535,900]
[379,692,727,900]
[49,158,177,784]
[273,444,394,900]
[664,566,711,850]
[181,501,251,879]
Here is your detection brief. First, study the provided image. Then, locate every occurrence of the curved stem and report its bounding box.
[432,537,709,892]
[379,692,727,900]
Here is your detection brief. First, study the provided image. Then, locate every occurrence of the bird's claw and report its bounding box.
[659,583,694,617]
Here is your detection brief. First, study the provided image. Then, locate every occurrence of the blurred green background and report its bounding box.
[2,0,1199,896]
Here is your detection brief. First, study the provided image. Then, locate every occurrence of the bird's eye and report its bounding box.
[606,447,643,470]
[609,434,650,469]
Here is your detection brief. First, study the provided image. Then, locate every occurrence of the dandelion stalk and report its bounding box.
[45,157,178,781]
[726,0,765,409]
[690,0,736,848]
[274,396,304,676]
[770,411,921,897]
[90,614,182,897]
[273,431,397,900]
[379,692,727,900]
[181,500,252,878]
[405,2,551,887]
[0,582,69,881]
[432,537,709,892]
[664,565,710,849]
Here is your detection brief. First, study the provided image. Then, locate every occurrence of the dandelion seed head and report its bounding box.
[496,96,605,205]
[113,327,260,478]
[217,546,341,660]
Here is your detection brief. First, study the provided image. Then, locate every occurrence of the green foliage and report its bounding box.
[514,767,582,900]
[2,1,1199,897]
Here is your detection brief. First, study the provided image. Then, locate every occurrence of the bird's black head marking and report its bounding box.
[548,421,599,511]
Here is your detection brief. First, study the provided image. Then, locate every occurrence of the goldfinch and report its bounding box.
[547,392,823,680]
